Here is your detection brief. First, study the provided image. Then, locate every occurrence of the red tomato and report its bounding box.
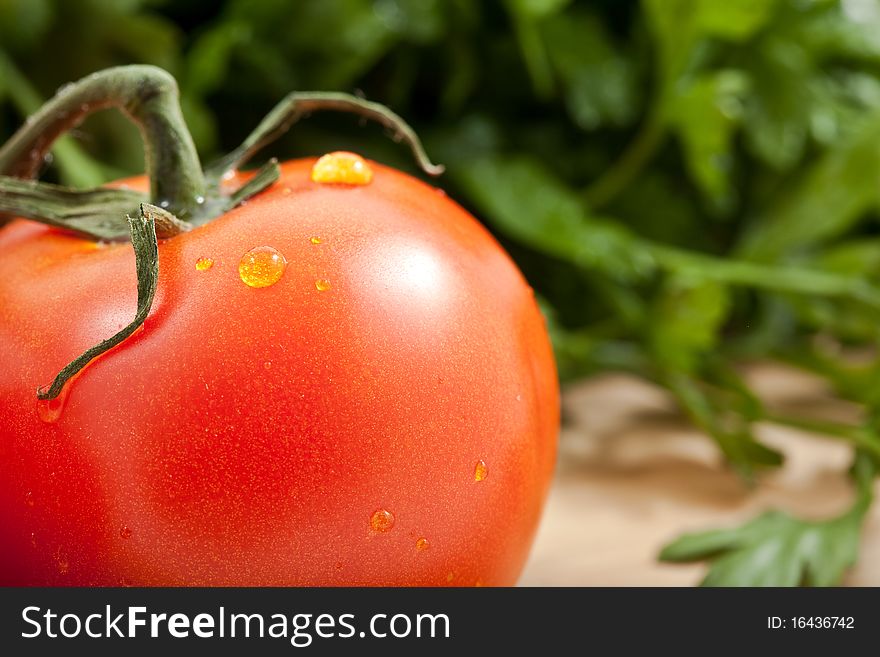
[0,157,558,586]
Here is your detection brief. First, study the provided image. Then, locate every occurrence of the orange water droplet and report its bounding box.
[474,581,484,587]
[195,256,214,271]
[311,151,373,185]
[263,361,272,370]
[315,278,332,292]
[239,246,287,288]
[24,491,34,507]
[446,572,454,583]
[120,526,132,539]
[370,509,395,532]
[416,538,430,551]
[282,187,292,196]
[310,236,322,244]
[474,460,488,482]
[36,387,68,423]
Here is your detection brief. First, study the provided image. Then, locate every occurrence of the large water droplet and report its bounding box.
[314,278,332,292]
[311,151,373,185]
[370,509,395,533]
[239,246,287,288]
[474,460,488,482]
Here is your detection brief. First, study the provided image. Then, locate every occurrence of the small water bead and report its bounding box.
[120,527,132,539]
[239,246,287,288]
[446,572,454,583]
[370,509,395,533]
[315,279,332,292]
[310,236,322,245]
[416,538,430,552]
[25,491,34,507]
[195,257,214,271]
[474,460,488,482]
[55,547,69,575]
[311,151,373,185]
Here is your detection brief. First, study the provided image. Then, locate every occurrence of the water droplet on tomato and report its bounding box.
[55,547,69,575]
[282,187,292,196]
[263,361,272,370]
[120,526,132,540]
[370,509,395,532]
[446,572,454,583]
[30,533,37,549]
[310,236,322,245]
[311,151,373,185]
[36,387,68,423]
[315,278,332,292]
[516,394,522,402]
[416,538,430,551]
[195,256,214,271]
[474,460,488,482]
[25,491,35,507]
[239,246,287,288]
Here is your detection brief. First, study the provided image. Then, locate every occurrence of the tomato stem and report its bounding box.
[0,66,206,218]
[36,204,161,400]
[207,91,445,180]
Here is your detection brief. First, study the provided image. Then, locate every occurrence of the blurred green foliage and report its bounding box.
[3,0,880,585]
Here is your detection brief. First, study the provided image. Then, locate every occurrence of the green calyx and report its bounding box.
[0,65,442,400]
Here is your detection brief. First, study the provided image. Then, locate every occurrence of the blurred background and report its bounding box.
[3,0,880,585]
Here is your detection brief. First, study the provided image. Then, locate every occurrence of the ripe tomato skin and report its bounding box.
[0,159,558,586]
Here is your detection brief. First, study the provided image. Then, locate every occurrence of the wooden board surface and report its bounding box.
[519,363,880,586]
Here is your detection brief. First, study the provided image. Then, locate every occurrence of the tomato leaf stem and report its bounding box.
[221,159,281,212]
[206,92,444,180]
[36,204,161,400]
[0,175,147,240]
[0,66,206,219]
